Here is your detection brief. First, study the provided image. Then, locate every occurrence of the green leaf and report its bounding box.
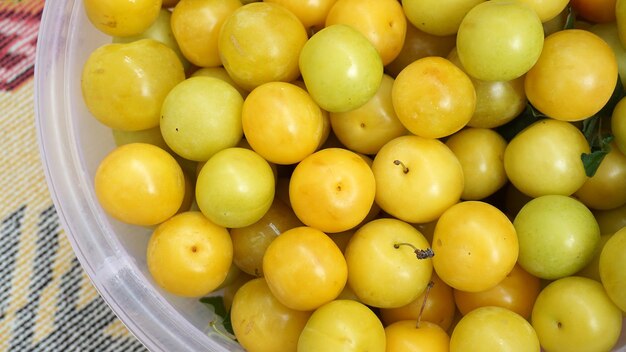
[581,115,600,143]
[582,151,609,177]
[577,78,622,176]
[496,103,545,141]
[581,135,614,177]
[200,296,227,316]
[200,296,236,338]
[223,309,234,335]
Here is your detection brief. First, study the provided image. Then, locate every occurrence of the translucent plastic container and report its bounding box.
[33,1,626,351]
[34,2,240,351]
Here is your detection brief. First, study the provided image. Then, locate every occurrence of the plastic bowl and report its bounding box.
[34,1,241,351]
[33,1,626,351]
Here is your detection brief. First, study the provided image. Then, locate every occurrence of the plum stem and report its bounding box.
[416,280,435,328]
[393,159,409,174]
[394,242,435,259]
[209,320,236,341]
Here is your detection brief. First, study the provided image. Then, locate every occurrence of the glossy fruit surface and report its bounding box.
[531,276,623,352]
[242,82,326,164]
[525,29,618,121]
[94,143,185,226]
[451,306,540,352]
[504,119,589,197]
[84,0,161,37]
[263,226,347,311]
[170,0,240,67]
[195,148,275,228]
[289,148,376,233]
[456,0,544,81]
[160,76,243,161]
[298,300,386,352]
[345,218,433,308]
[147,211,232,297]
[325,0,407,65]
[392,56,475,139]
[432,201,518,292]
[230,278,312,352]
[372,135,463,223]
[599,227,626,311]
[299,24,384,113]
[264,0,337,29]
[385,320,450,352]
[402,0,485,36]
[514,195,600,280]
[82,39,185,131]
[218,2,308,91]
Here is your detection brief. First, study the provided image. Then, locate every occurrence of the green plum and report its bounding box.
[513,195,600,280]
[299,24,383,113]
[195,148,275,229]
[160,76,243,162]
[456,0,544,81]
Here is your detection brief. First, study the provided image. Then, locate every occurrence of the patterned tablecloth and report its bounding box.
[0,1,146,350]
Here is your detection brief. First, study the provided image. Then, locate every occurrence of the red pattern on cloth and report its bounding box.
[0,4,43,91]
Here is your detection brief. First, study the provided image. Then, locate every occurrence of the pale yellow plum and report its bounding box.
[146,211,232,297]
